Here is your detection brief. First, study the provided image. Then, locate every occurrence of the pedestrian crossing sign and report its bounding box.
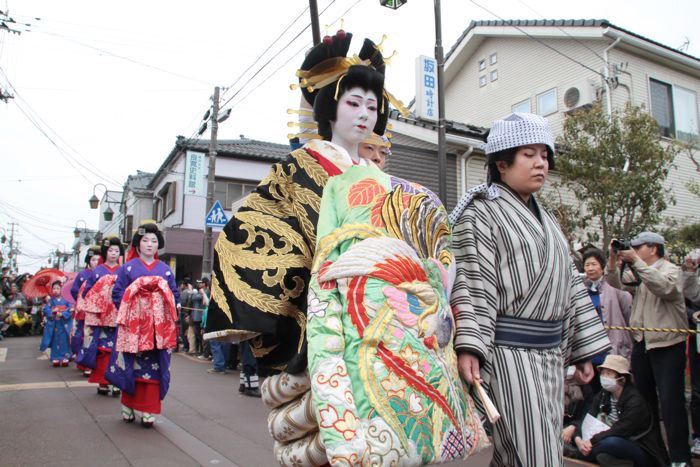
[205,200,229,228]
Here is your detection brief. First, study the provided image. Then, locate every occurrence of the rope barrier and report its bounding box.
[605,325,697,335]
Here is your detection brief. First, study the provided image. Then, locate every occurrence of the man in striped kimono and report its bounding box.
[450,113,611,467]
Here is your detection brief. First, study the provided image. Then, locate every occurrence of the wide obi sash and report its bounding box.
[84,275,118,327]
[493,316,563,350]
[116,276,178,354]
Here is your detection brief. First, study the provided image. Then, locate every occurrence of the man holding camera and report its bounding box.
[607,231,691,464]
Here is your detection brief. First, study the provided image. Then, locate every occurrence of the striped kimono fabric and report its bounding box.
[451,185,610,467]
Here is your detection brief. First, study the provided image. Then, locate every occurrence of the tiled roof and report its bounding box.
[389,109,488,140]
[149,136,289,189]
[446,19,699,63]
[125,170,154,191]
[176,136,289,161]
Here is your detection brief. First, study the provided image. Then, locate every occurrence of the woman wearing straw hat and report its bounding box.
[450,113,611,466]
[572,354,667,466]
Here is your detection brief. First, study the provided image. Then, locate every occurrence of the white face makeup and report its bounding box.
[331,87,379,161]
[105,245,121,264]
[88,254,100,269]
[138,233,159,260]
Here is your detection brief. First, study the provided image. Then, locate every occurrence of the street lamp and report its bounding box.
[103,206,114,222]
[89,183,108,209]
[380,0,407,9]
[74,219,87,238]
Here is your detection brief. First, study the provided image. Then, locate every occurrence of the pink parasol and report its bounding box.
[61,272,78,304]
[22,268,66,299]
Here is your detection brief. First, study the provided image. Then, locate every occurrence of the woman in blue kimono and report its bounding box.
[78,236,124,396]
[107,222,180,428]
[70,245,101,374]
[40,280,73,366]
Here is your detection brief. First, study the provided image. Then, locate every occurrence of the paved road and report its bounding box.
[0,336,600,466]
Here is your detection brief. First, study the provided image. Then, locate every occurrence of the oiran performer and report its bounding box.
[78,236,124,396]
[71,244,101,375]
[449,113,611,466]
[206,30,414,465]
[107,222,180,428]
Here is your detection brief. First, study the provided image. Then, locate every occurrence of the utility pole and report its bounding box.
[202,86,220,278]
[434,0,447,204]
[7,222,17,273]
[309,0,321,46]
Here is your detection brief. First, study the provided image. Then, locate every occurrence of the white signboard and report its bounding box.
[184,151,205,197]
[415,55,438,121]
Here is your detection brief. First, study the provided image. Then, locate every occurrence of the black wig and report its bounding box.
[131,223,164,251]
[84,245,101,265]
[100,236,125,261]
[301,36,388,140]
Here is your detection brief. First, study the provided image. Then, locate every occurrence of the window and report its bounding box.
[490,53,497,65]
[215,179,257,209]
[479,75,487,87]
[156,182,177,220]
[674,86,698,142]
[125,215,133,241]
[478,59,486,71]
[512,99,531,114]
[650,79,699,142]
[537,88,557,116]
[490,69,498,82]
[650,79,674,138]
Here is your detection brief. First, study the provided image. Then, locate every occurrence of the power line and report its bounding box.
[229,0,362,110]
[513,0,607,64]
[0,67,122,186]
[38,30,215,87]
[468,0,607,79]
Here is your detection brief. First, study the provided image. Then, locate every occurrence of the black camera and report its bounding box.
[611,238,632,252]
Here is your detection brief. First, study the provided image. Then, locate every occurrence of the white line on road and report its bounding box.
[0,347,6,362]
[0,380,93,392]
[157,415,240,467]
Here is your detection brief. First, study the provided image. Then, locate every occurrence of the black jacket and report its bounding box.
[576,383,668,466]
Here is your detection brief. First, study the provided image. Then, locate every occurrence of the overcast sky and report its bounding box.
[1,0,698,273]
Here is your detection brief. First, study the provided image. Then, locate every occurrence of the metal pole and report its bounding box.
[309,0,321,46]
[202,86,220,278]
[434,0,447,205]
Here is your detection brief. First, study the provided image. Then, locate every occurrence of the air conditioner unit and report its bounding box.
[563,80,596,111]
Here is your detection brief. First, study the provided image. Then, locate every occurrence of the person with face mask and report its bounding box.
[71,245,101,375]
[106,221,180,428]
[572,355,667,466]
[77,236,124,396]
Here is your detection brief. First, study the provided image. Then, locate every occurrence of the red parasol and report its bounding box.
[22,268,67,299]
[61,272,78,304]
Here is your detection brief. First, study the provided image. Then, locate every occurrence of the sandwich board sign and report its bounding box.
[205,200,228,228]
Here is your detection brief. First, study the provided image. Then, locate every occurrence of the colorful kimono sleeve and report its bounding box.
[307,178,366,461]
[82,272,98,298]
[451,204,498,363]
[562,262,611,365]
[61,307,72,320]
[112,267,130,310]
[71,270,89,301]
[43,302,53,319]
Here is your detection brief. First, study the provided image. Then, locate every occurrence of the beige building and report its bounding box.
[440,19,699,224]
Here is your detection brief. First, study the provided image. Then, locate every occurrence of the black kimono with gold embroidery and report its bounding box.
[206,140,354,374]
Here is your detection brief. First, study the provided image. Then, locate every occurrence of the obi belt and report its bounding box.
[116,276,178,354]
[84,275,118,328]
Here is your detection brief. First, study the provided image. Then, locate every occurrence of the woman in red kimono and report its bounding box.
[107,222,180,427]
[79,236,124,396]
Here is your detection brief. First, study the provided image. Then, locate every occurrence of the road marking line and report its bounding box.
[0,380,93,392]
[0,347,7,362]
[157,415,240,467]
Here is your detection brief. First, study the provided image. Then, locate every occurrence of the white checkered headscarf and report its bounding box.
[484,113,555,156]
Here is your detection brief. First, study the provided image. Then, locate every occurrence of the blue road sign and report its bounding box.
[205,200,229,228]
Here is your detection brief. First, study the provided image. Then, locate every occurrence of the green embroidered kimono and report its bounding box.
[307,166,487,466]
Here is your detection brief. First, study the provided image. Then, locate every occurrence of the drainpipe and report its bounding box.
[602,38,621,118]
[458,145,474,197]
